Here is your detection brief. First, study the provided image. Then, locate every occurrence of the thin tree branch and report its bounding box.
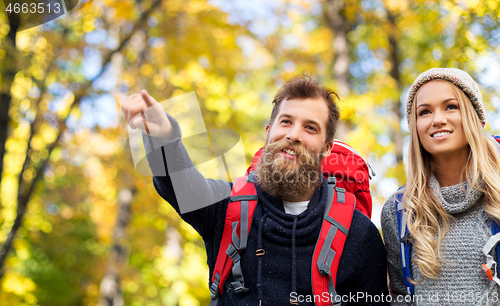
[0,129,63,276]
[18,49,63,198]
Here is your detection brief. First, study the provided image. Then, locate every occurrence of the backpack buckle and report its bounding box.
[228,282,249,293]
[327,176,336,186]
[332,299,341,306]
[226,244,238,258]
[482,264,494,281]
[318,263,330,277]
[210,272,220,299]
[232,286,249,293]
[246,171,255,183]
[401,233,412,245]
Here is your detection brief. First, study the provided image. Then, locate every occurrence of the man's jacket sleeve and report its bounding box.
[339,210,390,305]
[142,114,231,239]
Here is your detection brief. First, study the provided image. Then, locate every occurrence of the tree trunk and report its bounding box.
[323,0,353,141]
[387,10,404,163]
[98,189,135,306]
[0,13,19,191]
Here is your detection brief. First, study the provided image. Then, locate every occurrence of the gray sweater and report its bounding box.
[381,176,500,306]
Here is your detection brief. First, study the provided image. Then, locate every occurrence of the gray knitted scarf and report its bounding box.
[429,175,483,214]
[411,175,500,306]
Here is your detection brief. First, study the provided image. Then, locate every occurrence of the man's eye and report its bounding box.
[306,126,316,131]
[281,119,291,124]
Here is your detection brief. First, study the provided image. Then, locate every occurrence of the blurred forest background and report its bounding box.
[1,0,500,305]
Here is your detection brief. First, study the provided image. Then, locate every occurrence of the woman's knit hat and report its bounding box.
[406,68,486,127]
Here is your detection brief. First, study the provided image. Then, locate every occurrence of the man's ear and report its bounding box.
[265,125,270,143]
[322,140,334,157]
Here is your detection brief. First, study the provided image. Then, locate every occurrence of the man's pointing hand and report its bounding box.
[121,90,172,138]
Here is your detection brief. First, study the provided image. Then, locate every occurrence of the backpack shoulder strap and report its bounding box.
[210,172,258,304]
[394,186,414,295]
[491,136,500,277]
[482,220,500,287]
[311,186,355,306]
[491,220,500,277]
[492,220,500,236]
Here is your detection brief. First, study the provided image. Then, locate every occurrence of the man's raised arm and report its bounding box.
[121,91,232,236]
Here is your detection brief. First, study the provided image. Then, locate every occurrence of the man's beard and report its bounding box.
[254,141,325,200]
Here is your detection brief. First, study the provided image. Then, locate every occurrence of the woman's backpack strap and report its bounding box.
[493,135,500,144]
[395,186,414,296]
[482,220,500,288]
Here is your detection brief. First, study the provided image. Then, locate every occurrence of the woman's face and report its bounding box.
[415,80,469,159]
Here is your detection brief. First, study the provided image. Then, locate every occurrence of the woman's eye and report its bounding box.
[447,104,459,110]
[419,109,430,116]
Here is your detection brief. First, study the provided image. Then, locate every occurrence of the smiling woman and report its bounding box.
[414,80,470,182]
[381,68,500,306]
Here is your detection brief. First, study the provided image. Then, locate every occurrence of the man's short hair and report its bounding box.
[269,76,340,143]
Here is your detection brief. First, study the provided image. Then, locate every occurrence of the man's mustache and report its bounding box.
[262,141,321,164]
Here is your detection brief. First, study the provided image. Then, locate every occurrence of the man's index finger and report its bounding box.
[141,90,156,107]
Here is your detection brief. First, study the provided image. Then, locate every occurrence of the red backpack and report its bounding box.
[209,140,373,306]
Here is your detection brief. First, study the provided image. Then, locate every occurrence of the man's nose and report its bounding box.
[285,126,302,143]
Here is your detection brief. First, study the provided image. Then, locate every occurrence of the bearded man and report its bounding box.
[122,76,389,305]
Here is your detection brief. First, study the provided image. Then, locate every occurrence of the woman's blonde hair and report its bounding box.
[404,80,500,280]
